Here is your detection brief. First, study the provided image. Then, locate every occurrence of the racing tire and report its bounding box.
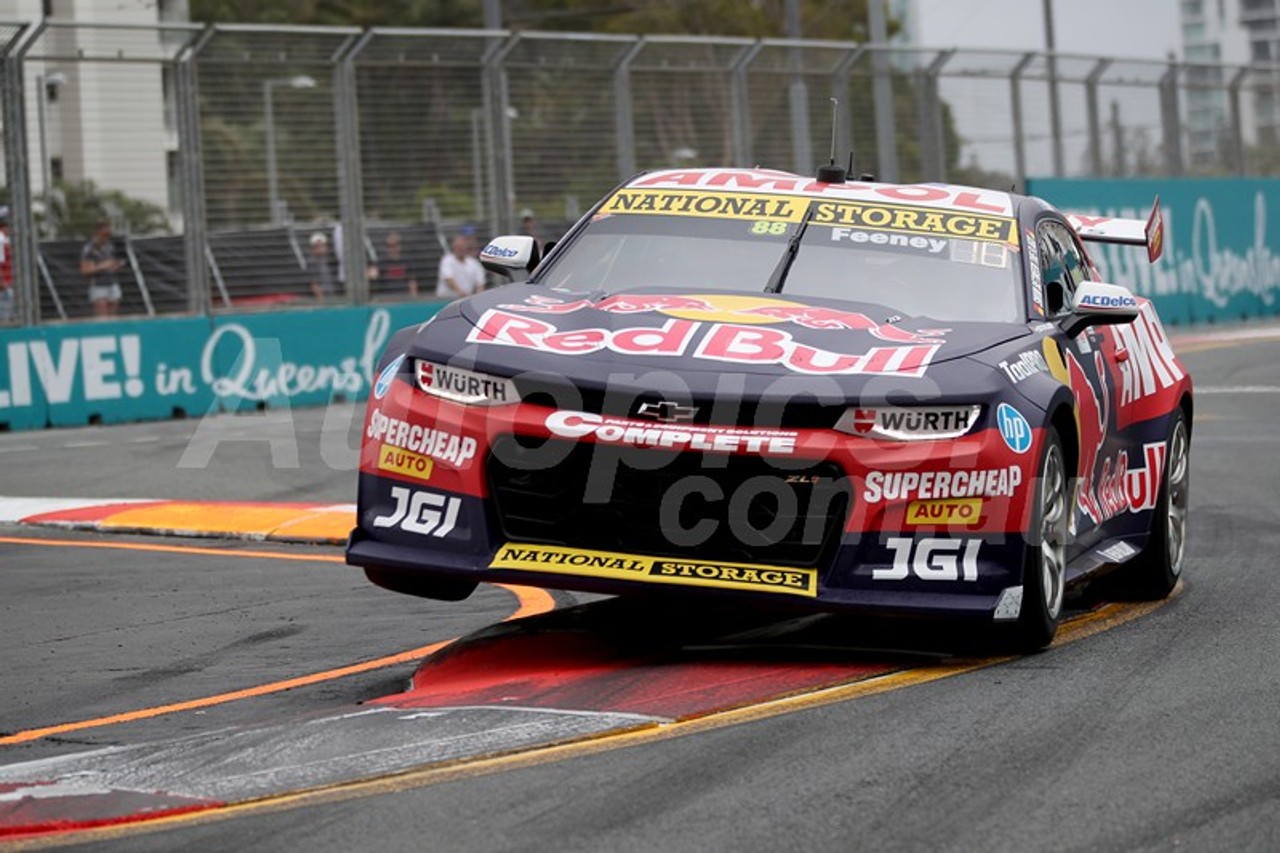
[363,566,478,602]
[998,428,1069,653]
[1116,409,1190,600]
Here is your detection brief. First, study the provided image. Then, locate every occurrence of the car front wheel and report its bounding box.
[1000,428,1069,652]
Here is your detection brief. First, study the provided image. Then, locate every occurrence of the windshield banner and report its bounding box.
[600,189,1018,246]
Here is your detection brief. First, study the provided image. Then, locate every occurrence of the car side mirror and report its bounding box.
[1060,281,1140,337]
[479,235,540,277]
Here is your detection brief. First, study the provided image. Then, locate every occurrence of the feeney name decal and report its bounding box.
[547,410,798,455]
[864,466,1023,502]
[490,543,818,597]
[467,309,941,378]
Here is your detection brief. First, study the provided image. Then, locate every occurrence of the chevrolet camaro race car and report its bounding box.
[346,167,1192,649]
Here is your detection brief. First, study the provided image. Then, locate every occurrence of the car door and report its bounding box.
[1035,218,1126,547]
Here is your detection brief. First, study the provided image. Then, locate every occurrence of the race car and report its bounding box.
[346,167,1191,649]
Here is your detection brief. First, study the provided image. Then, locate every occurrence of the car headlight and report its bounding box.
[834,405,983,441]
[415,359,518,406]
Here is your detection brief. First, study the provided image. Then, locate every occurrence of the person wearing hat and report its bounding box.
[307,231,336,301]
[81,220,124,317]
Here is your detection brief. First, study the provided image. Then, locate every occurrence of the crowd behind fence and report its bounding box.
[2,20,1279,327]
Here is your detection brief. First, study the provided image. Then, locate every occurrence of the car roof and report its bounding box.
[623,168,1023,218]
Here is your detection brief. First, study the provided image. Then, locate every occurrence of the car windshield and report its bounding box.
[537,192,1024,323]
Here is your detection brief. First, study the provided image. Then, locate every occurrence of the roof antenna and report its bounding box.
[815,97,847,184]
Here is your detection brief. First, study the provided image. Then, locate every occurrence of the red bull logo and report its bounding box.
[467,308,942,378]
[498,293,947,343]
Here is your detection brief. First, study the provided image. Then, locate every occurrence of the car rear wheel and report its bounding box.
[1117,409,1189,599]
[999,429,1068,652]
[363,567,478,601]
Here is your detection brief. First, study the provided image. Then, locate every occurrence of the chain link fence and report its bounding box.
[1,22,1278,327]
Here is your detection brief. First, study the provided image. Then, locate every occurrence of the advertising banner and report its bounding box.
[0,303,443,431]
[1027,177,1280,326]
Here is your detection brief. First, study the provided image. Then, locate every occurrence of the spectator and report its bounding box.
[81,220,124,317]
[307,231,337,300]
[436,232,485,299]
[0,206,11,323]
[369,230,418,298]
[519,207,542,251]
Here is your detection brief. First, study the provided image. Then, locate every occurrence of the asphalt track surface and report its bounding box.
[1,328,1279,851]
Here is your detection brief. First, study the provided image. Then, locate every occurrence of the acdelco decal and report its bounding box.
[812,201,1018,245]
[467,309,941,378]
[490,542,817,597]
[378,445,434,482]
[599,189,805,222]
[864,466,1023,503]
[546,410,797,455]
[904,498,984,526]
[366,409,478,466]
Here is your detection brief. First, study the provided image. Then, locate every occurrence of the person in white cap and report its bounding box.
[308,231,336,300]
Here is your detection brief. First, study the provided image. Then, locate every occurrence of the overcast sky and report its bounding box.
[913,0,1182,61]
[907,0,1184,179]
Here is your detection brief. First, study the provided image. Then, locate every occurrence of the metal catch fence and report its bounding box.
[0,21,1277,327]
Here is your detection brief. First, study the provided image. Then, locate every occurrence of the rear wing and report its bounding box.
[1065,197,1164,263]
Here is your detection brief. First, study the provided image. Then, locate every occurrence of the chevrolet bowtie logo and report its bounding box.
[635,401,698,422]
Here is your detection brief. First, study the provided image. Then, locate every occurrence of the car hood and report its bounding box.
[410,285,1026,395]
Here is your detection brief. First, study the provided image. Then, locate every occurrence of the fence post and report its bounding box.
[920,50,953,182]
[1160,61,1184,176]
[612,37,643,181]
[1228,67,1249,176]
[482,31,517,235]
[729,42,763,167]
[868,20,899,182]
[335,31,369,304]
[1085,58,1111,177]
[1009,52,1035,192]
[177,26,213,315]
[831,45,865,174]
[2,24,36,325]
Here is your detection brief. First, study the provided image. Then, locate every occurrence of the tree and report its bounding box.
[45,180,171,239]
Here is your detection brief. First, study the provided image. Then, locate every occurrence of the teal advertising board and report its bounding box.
[1027,177,1280,326]
[0,302,444,432]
